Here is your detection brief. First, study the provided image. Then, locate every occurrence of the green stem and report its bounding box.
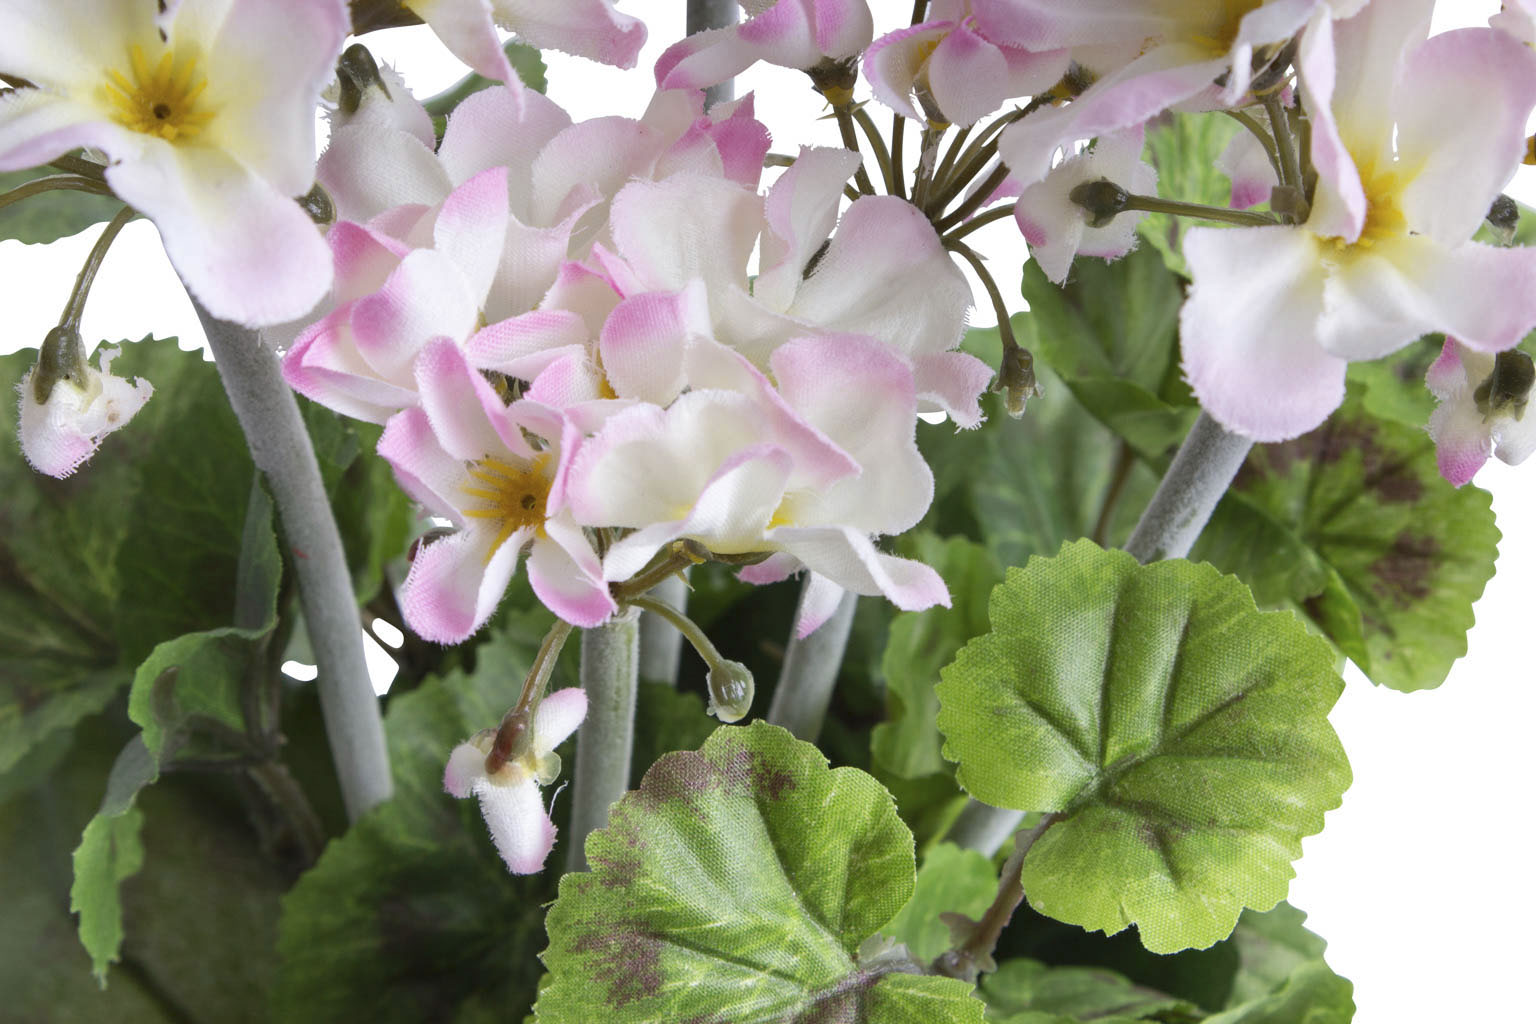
[931,124,973,197]
[934,162,1009,229]
[941,200,1016,244]
[833,102,879,196]
[910,124,946,212]
[1122,193,1279,227]
[487,618,577,774]
[851,106,895,193]
[1091,441,1136,546]
[191,302,393,822]
[635,572,690,687]
[60,207,134,329]
[934,813,1061,981]
[1122,411,1255,564]
[765,582,858,741]
[890,115,908,200]
[0,173,111,212]
[567,609,642,871]
[1263,91,1301,193]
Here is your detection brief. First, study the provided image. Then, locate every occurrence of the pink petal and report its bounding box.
[412,0,522,86]
[865,22,953,122]
[494,0,647,69]
[283,309,421,424]
[793,572,847,639]
[434,166,512,304]
[377,406,469,519]
[401,526,528,643]
[415,338,535,461]
[464,310,591,381]
[0,89,143,172]
[599,285,709,405]
[913,351,995,429]
[350,249,480,382]
[755,147,862,312]
[527,520,617,628]
[1428,400,1492,488]
[925,25,1013,128]
[438,86,571,199]
[767,525,951,615]
[1295,8,1365,242]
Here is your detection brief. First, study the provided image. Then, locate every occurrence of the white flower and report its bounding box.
[17,340,152,478]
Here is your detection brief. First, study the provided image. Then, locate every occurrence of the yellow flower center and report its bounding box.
[103,45,216,142]
[1190,0,1265,56]
[1328,164,1407,254]
[460,454,554,554]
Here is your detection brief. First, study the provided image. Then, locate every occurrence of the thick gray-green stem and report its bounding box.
[567,607,641,871]
[1122,411,1254,564]
[638,571,689,686]
[687,0,738,108]
[766,583,858,741]
[954,411,1255,855]
[193,302,392,821]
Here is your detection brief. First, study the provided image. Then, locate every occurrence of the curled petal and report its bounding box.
[766,525,951,617]
[444,742,485,798]
[528,520,617,627]
[473,776,557,874]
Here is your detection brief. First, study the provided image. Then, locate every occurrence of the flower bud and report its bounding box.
[706,659,755,723]
[1068,178,1129,228]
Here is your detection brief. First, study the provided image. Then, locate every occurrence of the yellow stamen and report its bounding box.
[102,43,217,142]
[460,454,554,561]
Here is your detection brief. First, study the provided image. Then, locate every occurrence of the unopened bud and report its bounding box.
[1068,178,1129,228]
[298,182,335,227]
[995,344,1041,419]
[1474,349,1535,420]
[337,43,390,116]
[33,324,89,404]
[1487,194,1520,246]
[706,659,755,723]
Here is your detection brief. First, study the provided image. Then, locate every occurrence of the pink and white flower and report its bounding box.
[443,687,588,874]
[379,339,615,640]
[864,0,1067,127]
[16,341,152,478]
[0,0,348,326]
[1012,126,1156,284]
[1425,338,1536,487]
[656,0,873,91]
[406,0,646,84]
[993,0,1365,188]
[1180,2,1536,442]
[566,334,949,635]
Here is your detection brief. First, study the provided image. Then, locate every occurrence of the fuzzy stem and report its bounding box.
[948,800,1026,855]
[192,302,392,822]
[687,0,738,108]
[566,607,641,871]
[1123,411,1254,564]
[638,571,690,686]
[765,583,858,741]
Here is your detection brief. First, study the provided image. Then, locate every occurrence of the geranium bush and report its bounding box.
[1,0,1532,1019]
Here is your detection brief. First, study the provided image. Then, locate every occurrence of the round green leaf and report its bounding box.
[936,541,1349,954]
[538,721,984,1022]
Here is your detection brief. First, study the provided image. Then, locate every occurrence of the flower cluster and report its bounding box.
[290,73,985,642]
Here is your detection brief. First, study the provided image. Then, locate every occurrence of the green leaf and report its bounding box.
[126,481,281,763]
[631,680,717,783]
[1193,388,1500,691]
[881,842,997,963]
[919,380,1159,568]
[981,958,1202,1023]
[70,736,156,983]
[1136,112,1243,278]
[936,541,1349,953]
[275,612,559,1022]
[872,535,1002,779]
[0,166,122,244]
[1224,903,1331,1009]
[1014,247,1196,460]
[538,722,985,1022]
[1344,334,1443,430]
[1203,963,1353,1024]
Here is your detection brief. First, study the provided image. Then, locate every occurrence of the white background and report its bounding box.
[1,2,1531,1020]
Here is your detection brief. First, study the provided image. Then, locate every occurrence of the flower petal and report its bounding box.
[473,777,556,874]
[444,742,485,798]
[766,525,951,614]
[0,89,142,172]
[1180,225,1344,442]
[533,687,590,754]
[107,145,331,327]
[400,525,527,643]
[377,406,469,519]
[527,520,617,627]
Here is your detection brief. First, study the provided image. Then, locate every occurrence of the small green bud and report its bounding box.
[1068,178,1129,228]
[706,659,755,723]
[995,343,1041,419]
[32,324,89,404]
[298,182,335,227]
[1474,348,1535,420]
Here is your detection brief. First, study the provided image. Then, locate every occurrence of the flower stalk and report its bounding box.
[192,301,393,822]
[765,582,858,741]
[566,607,641,871]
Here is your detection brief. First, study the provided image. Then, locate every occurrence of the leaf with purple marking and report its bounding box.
[935,541,1350,954]
[537,722,985,1022]
[1193,387,1500,691]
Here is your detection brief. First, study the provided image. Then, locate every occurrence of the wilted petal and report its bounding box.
[17,346,153,478]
